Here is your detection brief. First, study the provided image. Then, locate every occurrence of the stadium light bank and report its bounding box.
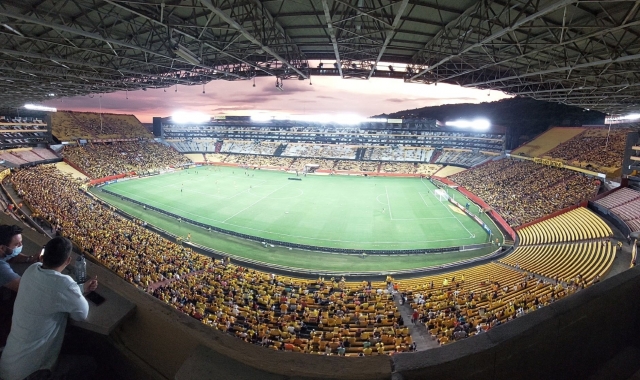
[250,113,387,125]
[24,104,57,112]
[445,118,491,130]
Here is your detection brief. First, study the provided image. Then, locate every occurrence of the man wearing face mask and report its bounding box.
[0,225,35,292]
[0,225,35,263]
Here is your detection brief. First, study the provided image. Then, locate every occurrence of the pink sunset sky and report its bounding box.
[42,75,511,123]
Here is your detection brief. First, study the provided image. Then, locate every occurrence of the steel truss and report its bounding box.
[0,0,639,115]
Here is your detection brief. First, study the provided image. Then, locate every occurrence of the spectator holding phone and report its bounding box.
[0,236,97,380]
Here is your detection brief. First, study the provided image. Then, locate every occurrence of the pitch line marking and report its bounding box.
[102,188,479,245]
[420,178,475,238]
[384,186,393,219]
[222,183,289,223]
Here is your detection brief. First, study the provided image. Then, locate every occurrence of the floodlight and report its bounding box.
[24,104,57,112]
[445,119,490,130]
[173,44,201,65]
[626,113,640,120]
[171,111,210,124]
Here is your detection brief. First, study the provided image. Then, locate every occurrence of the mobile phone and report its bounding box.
[85,291,106,306]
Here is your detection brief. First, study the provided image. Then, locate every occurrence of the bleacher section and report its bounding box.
[450,158,599,226]
[51,111,152,140]
[367,147,433,162]
[169,140,217,153]
[501,207,614,283]
[433,166,467,177]
[595,188,640,231]
[162,120,505,153]
[435,149,495,167]
[512,127,585,157]
[415,164,442,176]
[545,128,630,173]
[62,141,191,178]
[0,115,50,147]
[282,144,357,159]
[517,208,612,245]
[220,140,280,155]
[0,148,59,166]
[396,251,607,346]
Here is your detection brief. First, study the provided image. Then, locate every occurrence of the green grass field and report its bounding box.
[93,166,502,272]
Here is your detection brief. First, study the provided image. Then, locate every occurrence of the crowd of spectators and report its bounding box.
[63,141,191,178]
[10,165,411,355]
[282,144,358,159]
[435,150,494,168]
[366,147,433,162]
[52,111,152,140]
[545,128,630,169]
[380,162,417,174]
[153,272,411,355]
[397,262,583,345]
[221,141,280,155]
[224,154,293,168]
[450,159,599,226]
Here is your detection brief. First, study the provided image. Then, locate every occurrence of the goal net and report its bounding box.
[434,188,450,202]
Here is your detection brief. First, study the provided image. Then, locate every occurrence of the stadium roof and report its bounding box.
[1,0,639,115]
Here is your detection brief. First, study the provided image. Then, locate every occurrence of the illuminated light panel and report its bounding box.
[445,118,491,130]
[24,104,57,112]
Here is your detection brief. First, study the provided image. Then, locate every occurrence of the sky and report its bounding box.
[42,75,511,123]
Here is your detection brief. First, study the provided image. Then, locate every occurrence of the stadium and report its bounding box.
[1,1,640,380]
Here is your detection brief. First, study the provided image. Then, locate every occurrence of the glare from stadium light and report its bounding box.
[626,113,640,120]
[171,111,210,124]
[252,113,387,125]
[24,104,57,112]
[250,114,273,122]
[445,118,490,130]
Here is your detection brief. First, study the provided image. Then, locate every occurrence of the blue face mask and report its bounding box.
[3,245,22,260]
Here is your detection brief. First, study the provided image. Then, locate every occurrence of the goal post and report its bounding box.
[434,188,449,202]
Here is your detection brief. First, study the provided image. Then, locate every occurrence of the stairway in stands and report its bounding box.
[273,143,287,157]
[430,149,442,164]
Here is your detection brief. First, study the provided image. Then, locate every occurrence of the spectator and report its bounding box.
[0,236,98,380]
[0,224,34,292]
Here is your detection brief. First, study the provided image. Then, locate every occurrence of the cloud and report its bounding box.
[42,75,512,122]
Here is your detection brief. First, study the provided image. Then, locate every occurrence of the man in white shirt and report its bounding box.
[0,236,98,380]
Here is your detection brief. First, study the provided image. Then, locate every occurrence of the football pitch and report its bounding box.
[97,166,499,254]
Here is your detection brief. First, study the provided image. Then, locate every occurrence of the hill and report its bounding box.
[374,97,606,150]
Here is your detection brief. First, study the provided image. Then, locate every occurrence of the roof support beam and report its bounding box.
[198,0,308,79]
[103,0,253,79]
[436,18,640,83]
[409,0,578,81]
[321,0,343,78]
[464,53,640,87]
[367,0,410,79]
[0,8,237,79]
